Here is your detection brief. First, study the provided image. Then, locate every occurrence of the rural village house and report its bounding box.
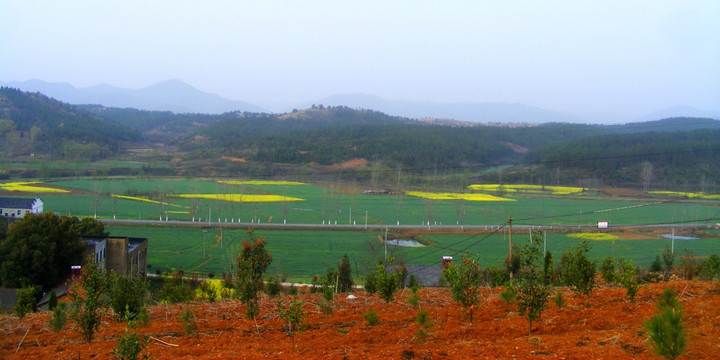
[0,197,43,218]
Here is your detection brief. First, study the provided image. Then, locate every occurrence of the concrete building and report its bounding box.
[0,197,43,218]
[105,237,148,276]
[82,236,147,276]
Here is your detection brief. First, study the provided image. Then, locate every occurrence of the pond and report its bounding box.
[661,234,699,240]
[387,239,426,247]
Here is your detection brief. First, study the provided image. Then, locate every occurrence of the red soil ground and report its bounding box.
[2,281,719,359]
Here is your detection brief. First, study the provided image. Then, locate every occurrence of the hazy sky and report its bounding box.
[2,1,719,115]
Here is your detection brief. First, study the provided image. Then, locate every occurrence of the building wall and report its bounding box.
[128,240,148,276]
[106,237,129,275]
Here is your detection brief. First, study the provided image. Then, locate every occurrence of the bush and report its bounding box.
[650,256,663,273]
[337,255,354,292]
[559,240,596,297]
[363,309,379,326]
[552,291,564,309]
[374,264,399,304]
[543,251,554,285]
[442,257,482,322]
[662,246,675,274]
[408,274,420,289]
[49,303,68,332]
[599,256,617,284]
[700,254,720,280]
[236,230,272,319]
[159,271,193,304]
[513,234,551,336]
[488,263,510,287]
[180,309,198,336]
[364,270,378,295]
[322,286,334,302]
[415,309,432,343]
[14,286,37,319]
[48,290,58,311]
[112,326,150,360]
[277,297,305,350]
[265,275,283,297]
[618,258,639,301]
[69,259,108,342]
[644,288,686,360]
[678,251,699,280]
[287,284,298,295]
[499,287,515,304]
[109,273,150,320]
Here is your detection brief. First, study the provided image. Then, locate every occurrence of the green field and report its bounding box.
[4,177,720,282]
[37,178,720,227]
[106,224,720,283]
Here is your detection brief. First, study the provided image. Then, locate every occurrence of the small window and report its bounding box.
[17,210,21,215]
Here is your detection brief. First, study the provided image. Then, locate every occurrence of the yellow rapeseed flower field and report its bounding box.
[0,181,69,193]
[173,194,304,203]
[111,194,185,208]
[649,191,720,200]
[468,184,585,195]
[218,180,307,186]
[405,191,514,202]
[567,233,619,241]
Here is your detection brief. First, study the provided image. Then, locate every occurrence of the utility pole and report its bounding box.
[508,214,513,279]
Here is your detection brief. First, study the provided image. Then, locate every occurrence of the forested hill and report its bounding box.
[0,87,139,159]
[4,88,720,188]
[524,124,720,186]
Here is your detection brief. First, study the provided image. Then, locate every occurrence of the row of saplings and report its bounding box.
[16,230,712,360]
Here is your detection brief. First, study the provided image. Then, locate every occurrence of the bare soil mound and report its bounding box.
[2,281,719,359]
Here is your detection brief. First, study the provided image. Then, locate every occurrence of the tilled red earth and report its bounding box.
[2,281,719,359]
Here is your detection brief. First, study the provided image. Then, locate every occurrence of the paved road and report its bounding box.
[100,218,716,233]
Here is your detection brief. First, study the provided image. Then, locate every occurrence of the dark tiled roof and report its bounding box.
[0,197,36,209]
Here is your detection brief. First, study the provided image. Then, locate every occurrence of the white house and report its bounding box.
[0,197,43,218]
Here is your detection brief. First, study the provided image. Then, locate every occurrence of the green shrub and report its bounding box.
[112,326,149,360]
[415,309,432,343]
[488,263,510,287]
[322,286,334,302]
[69,259,108,342]
[599,256,617,284]
[442,257,482,322]
[512,233,551,336]
[552,291,564,309]
[407,286,420,309]
[701,254,720,280]
[499,287,515,304]
[368,264,399,304]
[559,240,596,297]
[48,290,58,311]
[363,309,379,326]
[644,288,686,360]
[159,271,193,304]
[265,275,283,297]
[277,297,305,350]
[650,256,663,273]
[543,251,554,285]
[337,254,354,292]
[618,258,639,301]
[236,230,272,319]
[180,309,198,336]
[318,299,333,315]
[109,272,150,320]
[364,270,378,295]
[408,274,420,289]
[49,303,68,332]
[14,286,37,319]
[287,284,298,295]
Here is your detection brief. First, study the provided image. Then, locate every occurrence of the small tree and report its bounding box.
[618,258,639,301]
[700,254,720,280]
[108,272,150,320]
[69,258,108,342]
[513,234,551,336]
[159,270,193,303]
[276,297,305,351]
[337,254,354,292]
[645,288,686,360]
[370,264,399,304]
[662,245,675,274]
[49,303,68,332]
[442,257,482,322]
[542,251,554,286]
[559,240,596,297]
[599,256,617,285]
[236,230,272,318]
[48,290,58,311]
[14,285,37,319]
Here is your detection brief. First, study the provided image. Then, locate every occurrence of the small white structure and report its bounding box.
[0,197,43,218]
[597,220,609,229]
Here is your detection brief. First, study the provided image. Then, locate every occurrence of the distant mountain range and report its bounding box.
[0,79,266,114]
[2,79,719,124]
